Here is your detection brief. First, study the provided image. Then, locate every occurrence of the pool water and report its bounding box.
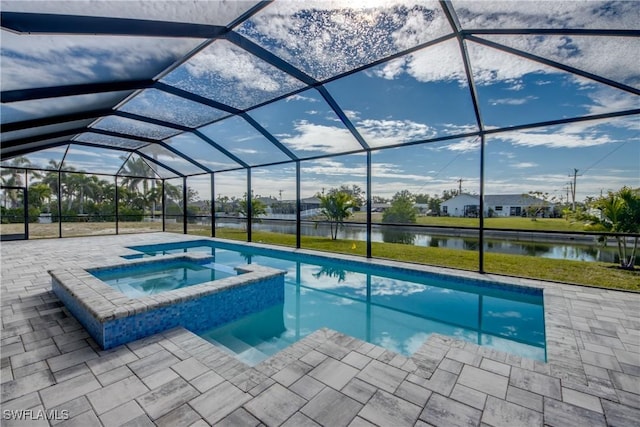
[126,240,546,365]
[91,259,237,298]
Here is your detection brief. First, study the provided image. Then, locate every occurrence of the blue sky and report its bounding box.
[2,1,638,202]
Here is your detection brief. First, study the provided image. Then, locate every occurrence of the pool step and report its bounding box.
[212,333,253,354]
[236,347,270,366]
[209,334,271,366]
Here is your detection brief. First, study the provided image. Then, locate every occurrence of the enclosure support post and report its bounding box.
[366,274,372,342]
[24,171,29,240]
[366,151,372,258]
[296,161,301,249]
[182,177,188,234]
[478,294,484,345]
[57,170,62,238]
[115,176,119,235]
[247,168,252,242]
[210,173,215,238]
[479,134,486,273]
[162,179,166,232]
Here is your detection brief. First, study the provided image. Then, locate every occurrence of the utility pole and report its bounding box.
[570,168,579,211]
[457,178,464,195]
[278,189,283,200]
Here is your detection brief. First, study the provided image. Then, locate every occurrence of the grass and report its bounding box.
[211,228,639,292]
[3,222,636,291]
[348,212,589,232]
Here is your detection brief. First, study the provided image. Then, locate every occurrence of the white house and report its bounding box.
[440,194,480,217]
[485,194,553,217]
[441,193,554,217]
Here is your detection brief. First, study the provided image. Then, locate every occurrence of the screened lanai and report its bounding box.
[1,0,639,288]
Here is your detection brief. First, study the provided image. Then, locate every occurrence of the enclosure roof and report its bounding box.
[1,1,639,178]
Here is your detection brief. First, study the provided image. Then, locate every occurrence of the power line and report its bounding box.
[412,136,479,194]
[581,140,629,176]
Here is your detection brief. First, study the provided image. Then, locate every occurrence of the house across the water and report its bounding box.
[441,193,555,217]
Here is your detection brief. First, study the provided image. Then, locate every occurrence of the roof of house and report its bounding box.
[442,193,551,207]
[485,194,549,206]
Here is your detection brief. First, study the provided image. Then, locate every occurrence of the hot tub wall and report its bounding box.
[53,273,284,350]
[102,274,284,349]
[52,277,107,346]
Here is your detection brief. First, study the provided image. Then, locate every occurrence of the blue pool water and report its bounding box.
[91,258,238,298]
[126,240,546,364]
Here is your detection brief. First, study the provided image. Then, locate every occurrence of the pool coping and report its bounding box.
[48,252,286,322]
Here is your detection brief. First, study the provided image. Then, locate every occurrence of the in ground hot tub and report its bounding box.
[50,253,285,349]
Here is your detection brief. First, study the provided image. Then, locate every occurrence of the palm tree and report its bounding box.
[164,182,183,214]
[65,173,96,214]
[591,187,640,269]
[1,157,30,208]
[120,157,160,216]
[238,194,267,229]
[318,190,356,240]
[28,183,52,212]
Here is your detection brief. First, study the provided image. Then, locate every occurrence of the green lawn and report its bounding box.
[348,212,589,232]
[207,228,639,292]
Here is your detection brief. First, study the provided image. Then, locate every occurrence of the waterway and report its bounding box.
[214,220,621,263]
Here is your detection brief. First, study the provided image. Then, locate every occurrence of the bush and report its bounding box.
[118,207,144,222]
[0,207,40,223]
[382,190,417,224]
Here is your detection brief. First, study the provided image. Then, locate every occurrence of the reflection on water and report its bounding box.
[195,246,546,365]
[381,226,415,245]
[218,221,619,263]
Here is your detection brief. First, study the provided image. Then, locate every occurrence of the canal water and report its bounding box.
[215,220,620,263]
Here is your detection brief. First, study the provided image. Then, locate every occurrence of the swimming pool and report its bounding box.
[90,258,238,298]
[126,240,546,364]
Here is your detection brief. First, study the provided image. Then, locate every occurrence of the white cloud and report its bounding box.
[584,88,640,117]
[370,57,407,80]
[1,0,259,26]
[444,138,481,152]
[441,123,479,135]
[510,162,538,169]
[1,30,199,91]
[467,41,553,86]
[302,159,366,177]
[286,94,319,103]
[489,96,538,106]
[343,110,362,121]
[280,121,362,153]
[481,34,640,89]
[185,41,283,93]
[372,163,432,182]
[405,39,467,84]
[454,1,639,31]
[495,127,615,149]
[234,148,259,155]
[497,151,515,159]
[357,118,437,147]
[238,1,451,80]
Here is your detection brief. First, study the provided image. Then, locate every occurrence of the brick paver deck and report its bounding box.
[2,233,638,426]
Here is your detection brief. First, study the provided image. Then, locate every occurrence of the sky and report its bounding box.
[1,1,638,203]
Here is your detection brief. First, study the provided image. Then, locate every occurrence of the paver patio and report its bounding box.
[1,233,639,426]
